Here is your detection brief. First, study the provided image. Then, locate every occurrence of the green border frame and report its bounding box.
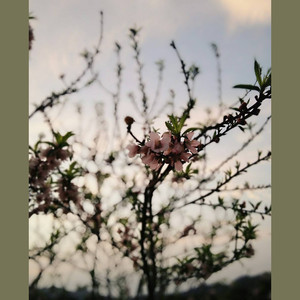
[1,0,299,299]
[0,0,28,299]
[272,0,300,299]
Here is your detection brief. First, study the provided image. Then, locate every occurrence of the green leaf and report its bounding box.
[178,115,187,132]
[265,73,271,86]
[182,127,200,135]
[119,218,128,226]
[261,73,271,91]
[167,114,187,135]
[168,114,177,125]
[53,131,62,144]
[218,197,224,205]
[254,60,262,87]
[61,132,74,144]
[233,84,260,92]
[53,131,74,147]
[185,163,192,173]
[43,141,56,147]
[255,201,262,210]
[165,121,174,133]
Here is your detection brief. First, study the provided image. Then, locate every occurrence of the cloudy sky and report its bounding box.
[29,0,271,135]
[29,0,271,291]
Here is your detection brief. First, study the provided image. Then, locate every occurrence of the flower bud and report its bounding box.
[124,116,135,126]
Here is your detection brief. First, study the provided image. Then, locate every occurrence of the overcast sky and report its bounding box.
[29,0,271,291]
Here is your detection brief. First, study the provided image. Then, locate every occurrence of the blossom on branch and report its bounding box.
[126,143,140,158]
[146,132,171,153]
[126,130,200,172]
[185,132,201,154]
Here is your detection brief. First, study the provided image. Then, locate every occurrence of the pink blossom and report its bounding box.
[174,161,183,171]
[40,147,51,159]
[36,163,51,183]
[149,159,162,171]
[140,145,151,155]
[57,179,80,203]
[164,140,181,156]
[141,152,161,170]
[29,157,40,172]
[172,151,191,171]
[180,152,190,162]
[185,132,200,154]
[126,143,140,158]
[172,140,184,154]
[126,130,199,172]
[141,152,155,165]
[146,132,171,153]
[48,158,60,169]
[140,145,162,170]
[166,140,191,171]
[56,149,70,161]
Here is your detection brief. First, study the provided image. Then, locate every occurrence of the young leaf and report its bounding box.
[233,84,260,92]
[254,60,262,87]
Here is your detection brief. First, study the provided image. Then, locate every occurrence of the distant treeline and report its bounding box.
[29,272,271,300]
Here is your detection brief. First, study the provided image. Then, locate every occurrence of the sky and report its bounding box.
[29,0,271,140]
[29,0,271,293]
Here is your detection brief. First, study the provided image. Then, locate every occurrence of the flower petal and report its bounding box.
[180,152,191,162]
[160,133,171,152]
[172,141,184,154]
[174,161,183,171]
[191,140,200,147]
[187,132,194,141]
[127,144,140,158]
[146,132,161,151]
[149,159,161,170]
[186,144,198,154]
[142,153,155,164]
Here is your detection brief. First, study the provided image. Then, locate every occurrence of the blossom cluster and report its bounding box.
[29,147,70,185]
[29,147,71,201]
[29,145,79,215]
[57,177,80,204]
[127,131,200,171]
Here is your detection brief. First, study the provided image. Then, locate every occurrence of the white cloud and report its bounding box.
[219,0,271,31]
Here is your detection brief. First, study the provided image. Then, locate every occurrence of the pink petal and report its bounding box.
[146,132,162,152]
[163,146,172,156]
[147,132,160,147]
[142,153,155,164]
[190,140,200,147]
[162,132,171,143]
[174,161,183,171]
[127,144,140,158]
[172,141,184,154]
[190,147,198,154]
[160,132,171,152]
[149,159,160,170]
[149,132,160,141]
[180,152,190,162]
[187,132,194,141]
[140,145,150,155]
[186,144,197,154]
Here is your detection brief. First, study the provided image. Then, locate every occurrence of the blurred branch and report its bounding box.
[29,11,104,119]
